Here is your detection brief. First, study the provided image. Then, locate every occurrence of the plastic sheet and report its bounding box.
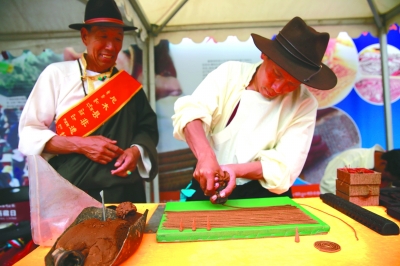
[27,155,102,246]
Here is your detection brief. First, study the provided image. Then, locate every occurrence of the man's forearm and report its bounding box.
[228,161,264,180]
[43,135,81,154]
[183,119,215,161]
[44,135,124,164]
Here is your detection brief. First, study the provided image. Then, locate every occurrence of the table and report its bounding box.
[14,198,400,266]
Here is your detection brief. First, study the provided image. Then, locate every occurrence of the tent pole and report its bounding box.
[128,0,151,32]
[367,0,394,150]
[153,0,189,36]
[141,38,152,203]
[148,35,160,203]
[379,29,394,150]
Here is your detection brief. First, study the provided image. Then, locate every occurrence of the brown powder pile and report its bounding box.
[55,202,140,266]
[116,201,140,224]
[116,202,137,219]
[163,205,317,230]
[55,218,130,265]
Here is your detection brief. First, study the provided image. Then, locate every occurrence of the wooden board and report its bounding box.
[156,197,329,242]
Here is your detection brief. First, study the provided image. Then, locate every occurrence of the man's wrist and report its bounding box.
[196,149,216,161]
[129,145,141,158]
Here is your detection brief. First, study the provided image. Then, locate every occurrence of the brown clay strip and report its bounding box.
[314,241,341,253]
[163,205,317,230]
[300,203,359,240]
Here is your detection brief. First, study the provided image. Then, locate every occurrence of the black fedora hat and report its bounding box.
[251,17,337,90]
[69,0,137,31]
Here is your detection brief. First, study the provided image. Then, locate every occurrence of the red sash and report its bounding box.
[56,71,142,137]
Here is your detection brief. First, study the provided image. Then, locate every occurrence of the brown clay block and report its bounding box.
[336,180,380,196]
[336,190,379,206]
[337,169,381,185]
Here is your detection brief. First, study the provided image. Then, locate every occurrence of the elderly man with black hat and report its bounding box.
[18,0,159,203]
[172,17,337,204]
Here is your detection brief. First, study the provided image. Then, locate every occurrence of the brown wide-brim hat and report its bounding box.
[251,17,337,90]
[69,0,137,31]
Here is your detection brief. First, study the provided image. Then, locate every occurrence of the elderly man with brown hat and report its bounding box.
[18,0,159,203]
[172,17,337,204]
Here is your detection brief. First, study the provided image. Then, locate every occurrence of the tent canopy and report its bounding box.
[1,0,399,55]
[137,0,400,42]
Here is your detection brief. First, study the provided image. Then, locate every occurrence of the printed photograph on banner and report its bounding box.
[0,49,65,188]
[300,107,361,184]
[305,32,359,109]
[354,43,400,105]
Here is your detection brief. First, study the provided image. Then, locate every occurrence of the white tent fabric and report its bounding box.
[139,0,400,44]
[1,0,399,55]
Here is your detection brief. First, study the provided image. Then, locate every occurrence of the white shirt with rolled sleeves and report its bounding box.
[18,60,151,178]
[172,61,318,194]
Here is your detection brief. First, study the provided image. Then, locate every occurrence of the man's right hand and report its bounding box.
[77,136,124,164]
[183,119,228,200]
[193,155,223,197]
[44,135,124,164]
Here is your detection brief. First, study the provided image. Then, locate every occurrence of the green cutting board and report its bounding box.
[156,197,329,242]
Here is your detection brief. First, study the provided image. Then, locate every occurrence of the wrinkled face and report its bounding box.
[255,54,301,99]
[81,26,124,73]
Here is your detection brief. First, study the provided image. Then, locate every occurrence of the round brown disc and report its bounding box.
[314,241,341,253]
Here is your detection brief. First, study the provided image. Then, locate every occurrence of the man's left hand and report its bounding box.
[111,146,140,177]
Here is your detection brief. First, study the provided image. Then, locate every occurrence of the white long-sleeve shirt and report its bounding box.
[172,61,318,194]
[18,60,151,177]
